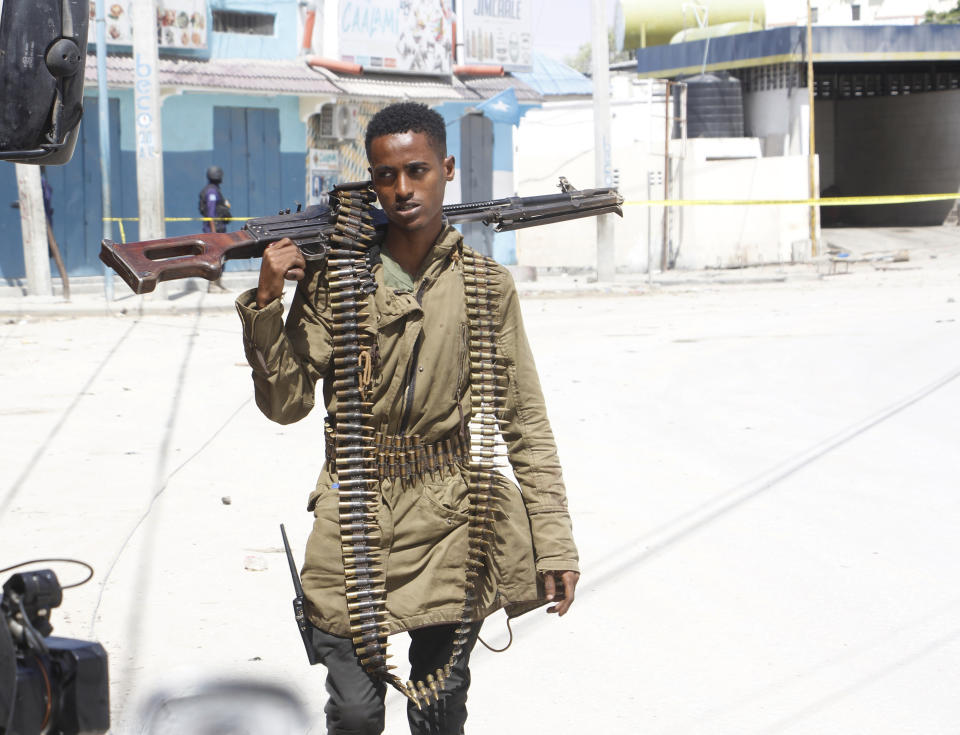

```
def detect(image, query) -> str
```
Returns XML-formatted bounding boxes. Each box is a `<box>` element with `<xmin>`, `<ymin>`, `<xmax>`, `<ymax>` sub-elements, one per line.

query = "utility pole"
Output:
<box><xmin>96</xmin><ymin>0</ymin><xmax>114</xmax><ymax>300</ymax></box>
<box><xmin>806</xmin><ymin>0</ymin><xmax>819</xmax><ymax>257</ymax></box>
<box><xmin>131</xmin><ymin>0</ymin><xmax>165</xmax><ymax>242</ymax></box>
<box><xmin>592</xmin><ymin>0</ymin><xmax>615</xmax><ymax>282</ymax></box>
<box><xmin>15</xmin><ymin>164</ymin><xmax>52</xmax><ymax>296</ymax></box>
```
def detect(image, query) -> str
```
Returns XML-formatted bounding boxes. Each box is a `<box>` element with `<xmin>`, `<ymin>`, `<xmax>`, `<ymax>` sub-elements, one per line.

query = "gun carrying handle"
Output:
<box><xmin>99</xmin><ymin>232</ymin><xmax>248</xmax><ymax>294</ymax></box>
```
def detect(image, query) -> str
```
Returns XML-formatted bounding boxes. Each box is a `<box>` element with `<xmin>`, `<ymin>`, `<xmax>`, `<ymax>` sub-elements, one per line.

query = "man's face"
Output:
<box><xmin>368</xmin><ymin>131</ymin><xmax>455</xmax><ymax>236</ymax></box>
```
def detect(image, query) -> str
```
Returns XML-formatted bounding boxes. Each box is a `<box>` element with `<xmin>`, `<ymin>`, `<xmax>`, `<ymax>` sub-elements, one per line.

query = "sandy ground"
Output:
<box><xmin>2</xmin><ymin>228</ymin><xmax>959</xmax><ymax>733</ymax></box>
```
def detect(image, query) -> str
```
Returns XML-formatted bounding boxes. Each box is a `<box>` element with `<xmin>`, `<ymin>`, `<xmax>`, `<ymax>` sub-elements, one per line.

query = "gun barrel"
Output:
<box><xmin>99</xmin><ymin>179</ymin><xmax>623</xmax><ymax>294</ymax></box>
<box><xmin>443</xmin><ymin>187</ymin><xmax>623</xmax><ymax>228</ymax></box>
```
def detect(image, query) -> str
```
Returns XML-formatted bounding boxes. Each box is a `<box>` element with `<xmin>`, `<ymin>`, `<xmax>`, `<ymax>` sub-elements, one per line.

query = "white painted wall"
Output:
<box><xmin>515</xmin><ymin>87</ymin><xmax>818</xmax><ymax>271</ymax></box>
<box><xmin>675</xmin><ymin>140</ymin><xmax>813</xmax><ymax>269</ymax></box>
<box><xmin>515</xmin><ymin>94</ymin><xmax>665</xmax><ymax>271</ymax></box>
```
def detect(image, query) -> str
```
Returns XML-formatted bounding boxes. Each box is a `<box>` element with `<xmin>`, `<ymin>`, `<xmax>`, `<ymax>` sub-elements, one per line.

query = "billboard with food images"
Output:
<box><xmin>89</xmin><ymin>1</ymin><xmax>208</xmax><ymax>49</ymax></box>
<box><xmin>338</xmin><ymin>0</ymin><xmax>453</xmax><ymax>75</ymax></box>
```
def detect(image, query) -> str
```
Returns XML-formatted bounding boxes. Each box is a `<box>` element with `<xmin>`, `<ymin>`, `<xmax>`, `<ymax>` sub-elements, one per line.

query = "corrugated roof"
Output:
<box><xmin>82</xmin><ymin>52</ymin><xmax>545</xmax><ymax>104</ymax></box>
<box><xmin>458</xmin><ymin>74</ymin><xmax>542</xmax><ymax>103</ymax></box>
<box><xmin>311</xmin><ymin>67</ymin><xmax>473</xmax><ymax>102</ymax></box>
<box><xmin>513</xmin><ymin>53</ymin><xmax>593</xmax><ymax>97</ymax></box>
<box><xmin>84</xmin><ymin>53</ymin><xmax>341</xmax><ymax>95</ymax></box>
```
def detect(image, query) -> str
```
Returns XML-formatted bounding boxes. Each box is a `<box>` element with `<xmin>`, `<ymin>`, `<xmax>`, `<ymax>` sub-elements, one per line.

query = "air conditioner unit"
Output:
<box><xmin>317</xmin><ymin>103</ymin><xmax>361</xmax><ymax>140</ymax></box>
<box><xmin>334</xmin><ymin>104</ymin><xmax>361</xmax><ymax>140</ymax></box>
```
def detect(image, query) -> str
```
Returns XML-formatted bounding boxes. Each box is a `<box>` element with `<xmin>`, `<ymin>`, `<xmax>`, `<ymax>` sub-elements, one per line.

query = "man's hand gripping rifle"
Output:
<box><xmin>99</xmin><ymin>178</ymin><xmax>624</xmax><ymax>294</ymax></box>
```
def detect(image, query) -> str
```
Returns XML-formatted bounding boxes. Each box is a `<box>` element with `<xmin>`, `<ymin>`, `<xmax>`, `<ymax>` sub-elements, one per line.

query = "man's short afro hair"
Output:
<box><xmin>365</xmin><ymin>102</ymin><xmax>447</xmax><ymax>161</ymax></box>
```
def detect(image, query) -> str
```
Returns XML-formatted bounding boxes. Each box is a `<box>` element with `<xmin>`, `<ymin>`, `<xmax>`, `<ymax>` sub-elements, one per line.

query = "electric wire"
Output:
<box><xmin>0</xmin><ymin>558</ymin><xmax>94</xmax><ymax>589</ymax></box>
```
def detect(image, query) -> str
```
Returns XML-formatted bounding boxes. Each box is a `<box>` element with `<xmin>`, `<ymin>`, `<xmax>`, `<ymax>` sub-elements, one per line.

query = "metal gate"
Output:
<box><xmin>213</xmin><ymin>106</ymin><xmax>284</xmax><ymax>271</ymax></box>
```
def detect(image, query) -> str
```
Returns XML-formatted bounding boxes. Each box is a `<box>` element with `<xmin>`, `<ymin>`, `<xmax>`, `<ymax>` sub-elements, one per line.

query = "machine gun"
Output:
<box><xmin>99</xmin><ymin>178</ymin><xmax>623</xmax><ymax>295</ymax></box>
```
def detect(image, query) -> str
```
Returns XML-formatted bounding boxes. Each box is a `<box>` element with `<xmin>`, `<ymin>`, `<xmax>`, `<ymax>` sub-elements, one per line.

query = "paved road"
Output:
<box><xmin>2</xmin><ymin>238</ymin><xmax>959</xmax><ymax>733</ymax></box>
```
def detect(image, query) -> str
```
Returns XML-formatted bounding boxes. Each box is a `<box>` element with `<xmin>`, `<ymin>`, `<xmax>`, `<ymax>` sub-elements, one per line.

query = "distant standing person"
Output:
<box><xmin>199</xmin><ymin>165</ymin><xmax>231</xmax><ymax>290</ymax></box>
<box><xmin>199</xmin><ymin>165</ymin><xmax>231</xmax><ymax>233</ymax></box>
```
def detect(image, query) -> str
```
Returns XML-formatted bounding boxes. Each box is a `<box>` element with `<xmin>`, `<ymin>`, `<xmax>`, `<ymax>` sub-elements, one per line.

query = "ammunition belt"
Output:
<box><xmin>325</xmin><ymin>423</ymin><xmax>469</xmax><ymax>482</ymax></box>
<box><xmin>452</xmin><ymin>246</ymin><xmax>507</xmax><ymax>691</ymax></box>
<box><xmin>325</xmin><ymin>184</ymin><xmax>400</xmax><ymax>693</ymax></box>
<box><xmin>327</xmin><ymin>184</ymin><xmax>507</xmax><ymax>710</ymax></box>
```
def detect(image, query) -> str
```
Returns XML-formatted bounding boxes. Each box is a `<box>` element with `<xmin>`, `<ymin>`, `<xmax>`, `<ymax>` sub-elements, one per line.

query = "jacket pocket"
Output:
<box><xmin>417</xmin><ymin>471</ymin><xmax>470</xmax><ymax>526</ymax></box>
<box><xmin>307</xmin><ymin>470</ymin><xmax>335</xmax><ymax>514</ymax></box>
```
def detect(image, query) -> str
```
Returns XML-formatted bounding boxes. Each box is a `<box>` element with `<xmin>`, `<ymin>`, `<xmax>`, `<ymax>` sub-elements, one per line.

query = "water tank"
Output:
<box><xmin>621</xmin><ymin>0</ymin><xmax>765</xmax><ymax>49</ymax></box>
<box><xmin>679</xmin><ymin>73</ymin><xmax>744</xmax><ymax>138</ymax></box>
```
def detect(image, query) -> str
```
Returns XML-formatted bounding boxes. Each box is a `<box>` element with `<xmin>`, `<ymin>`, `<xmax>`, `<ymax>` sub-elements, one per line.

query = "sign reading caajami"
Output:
<box><xmin>339</xmin><ymin>0</ymin><xmax>453</xmax><ymax>75</ymax></box>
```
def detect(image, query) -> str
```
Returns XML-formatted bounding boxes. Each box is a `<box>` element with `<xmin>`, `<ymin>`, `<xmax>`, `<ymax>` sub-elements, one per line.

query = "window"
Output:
<box><xmin>852</xmin><ymin>4</ymin><xmax>861</xmax><ymax>21</ymax></box>
<box><xmin>212</xmin><ymin>10</ymin><xmax>275</xmax><ymax>36</ymax></box>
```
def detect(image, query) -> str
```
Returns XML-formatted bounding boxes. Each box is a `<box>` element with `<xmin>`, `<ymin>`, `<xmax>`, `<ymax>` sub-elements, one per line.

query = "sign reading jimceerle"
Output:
<box><xmin>460</xmin><ymin>0</ymin><xmax>532</xmax><ymax>71</ymax></box>
<box><xmin>339</xmin><ymin>0</ymin><xmax>453</xmax><ymax>75</ymax></box>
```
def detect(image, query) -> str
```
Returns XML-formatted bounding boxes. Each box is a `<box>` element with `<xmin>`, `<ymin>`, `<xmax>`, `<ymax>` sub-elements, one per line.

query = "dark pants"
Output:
<box><xmin>309</xmin><ymin>622</ymin><xmax>482</xmax><ymax>735</ymax></box>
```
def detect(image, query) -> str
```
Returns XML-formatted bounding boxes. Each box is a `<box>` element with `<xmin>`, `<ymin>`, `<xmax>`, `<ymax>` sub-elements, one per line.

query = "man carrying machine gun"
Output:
<box><xmin>234</xmin><ymin>102</ymin><xmax>580</xmax><ymax>735</ymax></box>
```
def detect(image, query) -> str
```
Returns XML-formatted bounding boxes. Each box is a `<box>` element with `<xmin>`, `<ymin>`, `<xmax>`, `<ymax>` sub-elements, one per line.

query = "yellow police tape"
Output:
<box><xmin>624</xmin><ymin>192</ymin><xmax>960</xmax><ymax>207</ymax></box>
<box><xmin>103</xmin><ymin>192</ymin><xmax>960</xmax><ymax>243</ymax></box>
<box><xmin>104</xmin><ymin>216</ymin><xmax>251</xmax><ymax>244</ymax></box>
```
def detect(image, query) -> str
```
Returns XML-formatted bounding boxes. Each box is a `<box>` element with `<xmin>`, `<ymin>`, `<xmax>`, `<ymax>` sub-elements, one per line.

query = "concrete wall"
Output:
<box><xmin>514</xmin><ymin>98</ymin><xmax>664</xmax><ymax>272</ymax></box>
<box><xmin>675</xmin><ymin>140</ymin><xmax>813</xmax><ymax>268</ymax></box>
<box><xmin>514</xmin><ymin>97</ymin><xmax>816</xmax><ymax>272</ymax></box>
<box><xmin>820</xmin><ymin>89</ymin><xmax>960</xmax><ymax>226</ymax></box>
<box><xmin>207</xmin><ymin>0</ymin><xmax>301</xmax><ymax>60</ymax></box>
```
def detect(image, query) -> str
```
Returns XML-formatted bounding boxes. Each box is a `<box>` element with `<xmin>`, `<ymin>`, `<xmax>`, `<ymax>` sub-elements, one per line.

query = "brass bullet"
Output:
<box><xmin>360</xmin><ymin>653</ymin><xmax>391</xmax><ymax>667</ymax></box>
<box><xmin>345</xmin><ymin>588</ymin><xmax>386</xmax><ymax>600</ymax></box>
<box><xmin>339</xmin><ymin>509</ymin><xmax>378</xmax><ymax>519</ymax></box>
<box><xmin>336</xmin><ymin>478</ymin><xmax>379</xmax><ymax>488</ymax></box>
<box><xmin>350</xmin><ymin>621</ymin><xmax>388</xmax><ymax>635</ymax></box>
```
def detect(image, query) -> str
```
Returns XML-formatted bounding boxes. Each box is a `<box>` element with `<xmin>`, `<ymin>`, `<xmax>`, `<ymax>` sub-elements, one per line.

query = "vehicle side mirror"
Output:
<box><xmin>0</xmin><ymin>0</ymin><xmax>90</xmax><ymax>165</ymax></box>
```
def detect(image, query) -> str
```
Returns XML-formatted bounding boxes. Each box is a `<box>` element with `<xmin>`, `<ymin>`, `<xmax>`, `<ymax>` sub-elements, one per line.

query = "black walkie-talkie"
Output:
<box><xmin>280</xmin><ymin>524</ymin><xmax>318</xmax><ymax>665</ymax></box>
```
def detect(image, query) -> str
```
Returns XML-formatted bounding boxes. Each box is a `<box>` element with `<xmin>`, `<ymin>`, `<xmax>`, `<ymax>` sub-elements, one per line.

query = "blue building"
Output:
<box><xmin>0</xmin><ymin>0</ymin><xmax>557</xmax><ymax>282</ymax></box>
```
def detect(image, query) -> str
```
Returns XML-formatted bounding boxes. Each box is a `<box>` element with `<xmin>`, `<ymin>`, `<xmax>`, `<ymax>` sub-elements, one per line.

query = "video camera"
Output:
<box><xmin>0</xmin><ymin>0</ymin><xmax>89</xmax><ymax>165</ymax></box>
<box><xmin>0</xmin><ymin>565</ymin><xmax>109</xmax><ymax>735</ymax></box>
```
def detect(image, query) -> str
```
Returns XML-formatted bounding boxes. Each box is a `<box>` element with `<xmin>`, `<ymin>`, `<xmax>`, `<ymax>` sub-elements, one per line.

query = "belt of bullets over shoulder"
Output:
<box><xmin>326</xmin><ymin>185</ymin><xmax>402</xmax><ymax>695</ymax></box>
<box><xmin>328</xmin><ymin>185</ymin><xmax>507</xmax><ymax>709</ymax></box>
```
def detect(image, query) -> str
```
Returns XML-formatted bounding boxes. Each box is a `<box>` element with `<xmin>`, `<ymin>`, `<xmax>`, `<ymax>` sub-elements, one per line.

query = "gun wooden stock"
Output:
<box><xmin>99</xmin><ymin>231</ymin><xmax>266</xmax><ymax>294</ymax></box>
<box><xmin>100</xmin><ymin>179</ymin><xmax>623</xmax><ymax>294</ymax></box>
<box><xmin>99</xmin><ymin>202</ymin><xmax>340</xmax><ymax>294</ymax></box>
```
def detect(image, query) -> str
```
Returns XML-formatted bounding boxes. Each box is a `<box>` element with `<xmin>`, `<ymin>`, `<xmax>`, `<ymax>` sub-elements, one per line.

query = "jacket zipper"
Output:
<box><xmin>398</xmin><ymin>278</ymin><xmax>430</xmax><ymax>433</ymax></box>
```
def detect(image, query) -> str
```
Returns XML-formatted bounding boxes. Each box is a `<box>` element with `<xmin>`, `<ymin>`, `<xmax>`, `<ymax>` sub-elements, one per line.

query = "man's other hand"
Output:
<box><xmin>543</xmin><ymin>570</ymin><xmax>579</xmax><ymax>616</ymax></box>
<box><xmin>257</xmin><ymin>237</ymin><xmax>306</xmax><ymax>308</ymax></box>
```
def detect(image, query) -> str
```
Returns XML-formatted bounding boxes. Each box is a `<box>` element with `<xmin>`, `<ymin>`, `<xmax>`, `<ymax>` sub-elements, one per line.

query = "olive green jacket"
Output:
<box><xmin>235</xmin><ymin>225</ymin><xmax>578</xmax><ymax>637</ymax></box>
